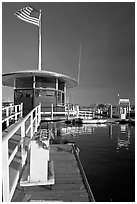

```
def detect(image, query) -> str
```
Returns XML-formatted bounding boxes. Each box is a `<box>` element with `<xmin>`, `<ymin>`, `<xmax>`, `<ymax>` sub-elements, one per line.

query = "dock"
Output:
<box><xmin>12</xmin><ymin>144</ymin><xmax>94</xmax><ymax>202</ymax></box>
<box><xmin>2</xmin><ymin>104</ymin><xmax>95</xmax><ymax>202</ymax></box>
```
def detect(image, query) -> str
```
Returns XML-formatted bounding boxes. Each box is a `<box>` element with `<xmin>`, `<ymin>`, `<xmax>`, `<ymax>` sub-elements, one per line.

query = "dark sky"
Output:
<box><xmin>2</xmin><ymin>2</ymin><xmax>135</xmax><ymax>105</ymax></box>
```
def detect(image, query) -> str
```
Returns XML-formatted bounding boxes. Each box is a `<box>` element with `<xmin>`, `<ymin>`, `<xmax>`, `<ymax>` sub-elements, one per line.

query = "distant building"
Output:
<box><xmin>118</xmin><ymin>99</ymin><xmax>130</xmax><ymax>119</ymax></box>
<box><xmin>112</xmin><ymin>99</ymin><xmax>131</xmax><ymax>119</ymax></box>
<box><xmin>112</xmin><ymin>106</ymin><xmax>119</xmax><ymax>118</ymax></box>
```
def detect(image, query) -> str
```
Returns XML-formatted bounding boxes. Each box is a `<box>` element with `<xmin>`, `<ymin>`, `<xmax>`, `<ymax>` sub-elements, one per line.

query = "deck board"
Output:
<box><xmin>3</xmin><ymin>123</ymin><xmax>94</xmax><ymax>202</ymax></box>
<box><xmin>12</xmin><ymin>144</ymin><xmax>92</xmax><ymax>202</ymax></box>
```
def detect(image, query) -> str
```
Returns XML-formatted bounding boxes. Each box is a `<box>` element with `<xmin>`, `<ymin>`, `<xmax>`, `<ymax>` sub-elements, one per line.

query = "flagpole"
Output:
<box><xmin>78</xmin><ymin>43</ymin><xmax>81</xmax><ymax>85</ymax></box>
<box><xmin>38</xmin><ymin>10</ymin><xmax>42</xmax><ymax>71</ymax></box>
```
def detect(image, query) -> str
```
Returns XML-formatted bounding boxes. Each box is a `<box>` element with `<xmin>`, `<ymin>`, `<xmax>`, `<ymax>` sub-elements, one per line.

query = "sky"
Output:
<box><xmin>2</xmin><ymin>2</ymin><xmax>135</xmax><ymax>106</ymax></box>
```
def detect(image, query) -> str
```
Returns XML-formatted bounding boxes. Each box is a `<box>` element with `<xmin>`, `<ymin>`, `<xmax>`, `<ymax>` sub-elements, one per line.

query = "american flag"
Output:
<box><xmin>15</xmin><ymin>6</ymin><xmax>40</xmax><ymax>26</ymax></box>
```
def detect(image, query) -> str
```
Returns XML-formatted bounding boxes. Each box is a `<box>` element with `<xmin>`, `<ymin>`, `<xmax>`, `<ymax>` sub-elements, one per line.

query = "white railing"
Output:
<box><xmin>41</xmin><ymin>105</ymin><xmax>97</xmax><ymax>120</ymax></box>
<box><xmin>79</xmin><ymin>110</ymin><xmax>94</xmax><ymax>119</ymax></box>
<box><xmin>41</xmin><ymin>104</ymin><xmax>78</xmax><ymax>120</ymax></box>
<box><xmin>2</xmin><ymin>103</ymin><xmax>23</xmax><ymax>128</ymax></box>
<box><xmin>2</xmin><ymin>104</ymin><xmax>41</xmax><ymax>202</ymax></box>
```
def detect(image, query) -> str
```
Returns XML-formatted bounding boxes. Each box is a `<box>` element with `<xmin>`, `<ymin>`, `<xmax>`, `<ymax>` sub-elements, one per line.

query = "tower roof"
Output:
<box><xmin>2</xmin><ymin>70</ymin><xmax>78</xmax><ymax>88</ymax></box>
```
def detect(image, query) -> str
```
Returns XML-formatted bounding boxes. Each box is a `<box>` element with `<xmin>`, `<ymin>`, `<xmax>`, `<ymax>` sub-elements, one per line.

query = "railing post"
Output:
<box><xmin>30</xmin><ymin>112</ymin><xmax>33</xmax><ymax>139</ymax></box>
<box><xmin>38</xmin><ymin>103</ymin><xmax>41</xmax><ymax>126</ymax></box>
<box><xmin>35</xmin><ymin>107</ymin><xmax>37</xmax><ymax>133</ymax></box>
<box><xmin>76</xmin><ymin>105</ymin><xmax>79</xmax><ymax>118</ymax></box>
<box><xmin>6</xmin><ymin>107</ymin><xmax>9</xmax><ymax>127</ymax></box>
<box><xmin>15</xmin><ymin>105</ymin><xmax>18</xmax><ymax>121</ymax></box>
<box><xmin>2</xmin><ymin>140</ymin><xmax>9</xmax><ymax>202</ymax></box>
<box><xmin>64</xmin><ymin>83</ymin><xmax>66</xmax><ymax>105</ymax></box>
<box><xmin>51</xmin><ymin>104</ymin><xmax>53</xmax><ymax>120</ymax></box>
<box><xmin>21</xmin><ymin>121</ymin><xmax>26</xmax><ymax>166</ymax></box>
<box><xmin>67</xmin><ymin>103</ymin><xmax>69</xmax><ymax>120</ymax></box>
<box><xmin>20</xmin><ymin>103</ymin><xmax>23</xmax><ymax>118</ymax></box>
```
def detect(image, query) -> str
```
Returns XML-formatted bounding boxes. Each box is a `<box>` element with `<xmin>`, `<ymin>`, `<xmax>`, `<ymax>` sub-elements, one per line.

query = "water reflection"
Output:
<box><xmin>117</xmin><ymin>125</ymin><xmax>131</xmax><ymax>150</ymax></box>
<box><xmin>108</xmin><ymin>125</ymin><xmax>113</xmax><ymax>138</ymax></box>
<box><xmin>45</xmin><ymin>122</ymin><xmax>108</xmax><ymax>144</ymax></box>
<box><xmin>44</xmin><ymin>122</ymin><xmax>131</xmax><ymax>151</ymax></box>
<box><xmin>52</xmin><ymin>123</ymin><xmax>107</xmax><ymax>137</ymax></box>
<box><xmin>108</xmin><ymin>124</ymin><xmax>131</xmax><ymax>150</ymax></box>
<box><xmin>42</xmin><ymin>121</ymin><xmax>134</xmax><ymax>202</ymax></box>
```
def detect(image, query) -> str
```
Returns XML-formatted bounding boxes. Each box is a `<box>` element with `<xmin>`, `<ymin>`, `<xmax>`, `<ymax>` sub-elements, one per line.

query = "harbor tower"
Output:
<box><xmin>2</xmin><ymin>70</ymin><xmax>77</xmax><ymax>116</ymax></box>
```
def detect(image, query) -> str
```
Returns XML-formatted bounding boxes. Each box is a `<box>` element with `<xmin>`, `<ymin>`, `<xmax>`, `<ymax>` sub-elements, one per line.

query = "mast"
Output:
<box><xmin>78</xmin><ymin>43</ymin><xmax>81</xmax><ymax>85</ymax></box>
<box><xmin>38</xmin><ymin>10</ymin><xmax>42</xmax><ymax>71</ymax></box>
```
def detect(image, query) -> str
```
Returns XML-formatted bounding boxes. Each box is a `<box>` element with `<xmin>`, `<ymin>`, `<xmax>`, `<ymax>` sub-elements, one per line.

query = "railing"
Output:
<box><xmin>40</xmin><ymin>104</ymin><xmax>98</xmax><ymax>121</ymax></box>
<box><xmin>41</xmin><ymin>103</ymin><xmax>79</xmax><ymax>120</ymax></box>
<box><xmin>2</xmin><ymin>104</ymin><xmax>41</xmax><ymax>202</ymax></box>
<box><xmin>2</xmin><ymin>103</ymin><xmax>23</xmax><ymax>128</ymax></box>
<box><xmin>78</xmin><ymin>110</ymin><xmax>94</xmax><ymax>119</ymax></box>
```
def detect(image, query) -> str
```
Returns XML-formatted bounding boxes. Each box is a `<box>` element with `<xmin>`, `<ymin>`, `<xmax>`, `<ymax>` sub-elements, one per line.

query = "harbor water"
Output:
<box><xmin>43</xmin><ymin>122</ymin><xmax>135</xmax><ymax>202</ymax></box>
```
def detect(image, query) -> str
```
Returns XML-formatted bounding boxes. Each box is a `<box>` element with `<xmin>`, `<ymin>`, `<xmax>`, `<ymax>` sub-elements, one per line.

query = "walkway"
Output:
<box><xmin>12</xmin><ymin>144</ymin><xmax>93</xmax><ymax>202</ymax></box>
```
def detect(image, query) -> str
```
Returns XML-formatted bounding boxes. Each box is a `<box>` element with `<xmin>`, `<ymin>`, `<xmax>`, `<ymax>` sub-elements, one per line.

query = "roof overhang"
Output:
<box><xmin>2</xmin><ymin>70</ymin><xmax>78</xmax><ymax>88</ymax></box>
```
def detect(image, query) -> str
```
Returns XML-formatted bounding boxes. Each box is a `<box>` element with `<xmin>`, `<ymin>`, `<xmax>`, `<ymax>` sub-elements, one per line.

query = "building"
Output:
<box><xmin>118</xmin><ymin>99</ymin><xmax>130</xmax><ymax>119</ymax></box>
<box><xmin>2</xmin><ymin>70</ymin><xmax>77</xmax><ymax>117</ymax></box>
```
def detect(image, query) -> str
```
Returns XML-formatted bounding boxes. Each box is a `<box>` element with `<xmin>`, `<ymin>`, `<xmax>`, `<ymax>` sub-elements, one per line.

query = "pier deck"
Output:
<box><xmin>12</xmin><ymin>143</ymin><xmax>93</xmax><ymax>202</ymax></box>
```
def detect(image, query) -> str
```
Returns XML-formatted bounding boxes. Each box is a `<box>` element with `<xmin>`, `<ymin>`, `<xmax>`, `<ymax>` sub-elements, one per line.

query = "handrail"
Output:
<box><xmin>2</xmin><ymin>104</ymin><xmax>41</xmax><ymax>202</ymax></box>
<box><xmin>2</xmin><ymin>103</ymin><xmax>23</xmax><ymax>128</ymax></box>
<box><xmin>41</xmin><ymin>103</ymin><xmax>78</xmax><ymax>120</ymax></box>
<box><xmin>41</xmin><ymin>106</ymin><xmax>96</xmax><ymax>120</ymax></box>
<box><xmin>41</xmin><ymin>108</ymin><xmax>95</xmax><ymax>120</ymax></box>
<box><xmin>78</xmin><ymin>110</ymin><xmax>95</xmax><ymax>119</ymax></box>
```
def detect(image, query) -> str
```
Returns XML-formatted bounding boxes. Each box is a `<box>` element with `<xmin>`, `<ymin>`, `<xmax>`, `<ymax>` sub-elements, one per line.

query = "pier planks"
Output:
<box><xmin>12</xmin><ymin>144</ymin><xmax>91</xmax><ymax>202</ymax></box>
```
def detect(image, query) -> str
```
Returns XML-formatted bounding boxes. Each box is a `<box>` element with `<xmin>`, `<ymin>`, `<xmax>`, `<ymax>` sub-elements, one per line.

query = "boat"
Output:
<box><xmin>82</xmin><ymin>118</ymin><xmax>107</xmax><ymax>124</ymax></box>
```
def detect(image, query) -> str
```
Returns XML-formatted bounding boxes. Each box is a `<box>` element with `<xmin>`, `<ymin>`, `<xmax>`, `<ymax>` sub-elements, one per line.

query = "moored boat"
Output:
<box><xmin>82</xmin><ymin>118</ymin><xmax>107</xmax><ymax>124</ymax></box>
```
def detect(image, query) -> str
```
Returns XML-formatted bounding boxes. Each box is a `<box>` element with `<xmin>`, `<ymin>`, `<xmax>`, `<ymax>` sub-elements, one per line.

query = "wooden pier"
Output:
<box><xmin>12</xmin><ymin>144</ymin><xmax>94</xmax><ymax>202</ymax></box>
<box><xmin>2</xmin><ymin>104</ymin><xmax>95</xmax><ymax>202</ymax></box>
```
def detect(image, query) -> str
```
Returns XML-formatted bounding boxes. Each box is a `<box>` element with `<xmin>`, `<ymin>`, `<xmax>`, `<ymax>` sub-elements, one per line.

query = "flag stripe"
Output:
<box><xmin>22</xmin><ymin>9</ymin><xmax>30</xmax><ymax>16</ymax></box>
<box><xmin>17</xmin><ymin>9</ymin><xmax>39</xmax><ymax>23</ymax></box>
<box><xmin>15</xmin><ymin>12</ymin><xmax>39</xmax><ymax>26</ymax></box>
<box><xmin>15</xmin><ymin>6</ymin><xmax>39</xmax><ymax>26</ymax></box>
<box><xmin>15</xmin><ymin>13</ymin><xmax>39</xmax><ymax>26</ymax></box>
<box><xmin>18</xmin><ymin>10</ymin><xmax>39</xmax><ymax>23</ymax></box>
<box><xmin>26</xmin><ymin>7</ymin><xmax>33</xmax><ymax>12</ymax></box>
<box><xmin>15</xmin><ymin>14</ymin><xmax>39</xmax><ymax>26</ymax></box>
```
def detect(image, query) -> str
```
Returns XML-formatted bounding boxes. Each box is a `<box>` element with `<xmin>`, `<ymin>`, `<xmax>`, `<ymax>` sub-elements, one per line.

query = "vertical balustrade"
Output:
<box><xmin>6</xmin><ymin>107</ymin><xmax>9</xmax><ymax>127</ymax></box>
<box><xmin>30</xmin><ymin>112</ymin><xmax>33</xmax><ymax>139</ymax></box>
<box><xmin>15</xmin><ymin>105</ymin><xmax>18</xmax><ymax>121</ymax></box>
<box><xmin>67</xmin><ymin>103</ymin><xmax>69</xmax><ymax>119</ymax></box>
<box><xmin>2</xmin><ymin>140</ymin><xmax>9</xmax><ymax>202</ymax></box>
<box><xmin>21</xmin><ymin>121</ymin><xmax>26</xmax><ymax>166</ymax></box>
<box><xmin>2</xmin><ymin>104</ymin><xmax>41</xmax><ymax>202</ymax></box>
<box><xmin>2</xmin><ymin>103</ymin><xmax>23</xmax><ymax>129</ymax></box>
<box><xmin>35</xmin><ymin>107</ymin><xmax>38</xmax><ymax>133</ymax></box>
<box><xmin>38</xmin><ymin>103</ymin><xmax>41</xmax><ymax>126</ymax></box>
<box><xmin>20</xmin><ymin>103</ymin><xmax>23</xmax><ymax>118</ymax></box>
<box><xmin>51</xmin><ymin>104</ymin><xmax>53</xmax><ymax>120</ymax></box>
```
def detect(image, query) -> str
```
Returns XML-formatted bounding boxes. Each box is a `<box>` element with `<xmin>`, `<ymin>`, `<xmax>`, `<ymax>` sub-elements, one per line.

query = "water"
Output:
<box><xmin>74</xmin><ymin>124</ymin><xmax>135</xmax><ymax>202</ymax></box>
<box><xmin>43</xmin><ymin>122</ymin><xmax>135</xmax><ymax>202</ymax></box>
